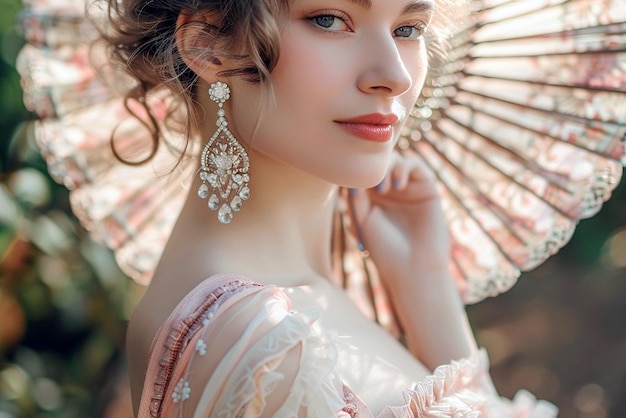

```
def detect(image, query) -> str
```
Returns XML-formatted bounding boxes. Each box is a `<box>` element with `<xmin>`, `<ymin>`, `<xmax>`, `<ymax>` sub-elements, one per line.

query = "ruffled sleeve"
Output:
<box><xmin>378</xmin><ymin>350</ymin><xmax>558</xmax><ymax>418</ymax></box>
<box><xmin>137</xmin><ymin>274</ymin><xmax>349</xmax><ymax>418</ymax></box>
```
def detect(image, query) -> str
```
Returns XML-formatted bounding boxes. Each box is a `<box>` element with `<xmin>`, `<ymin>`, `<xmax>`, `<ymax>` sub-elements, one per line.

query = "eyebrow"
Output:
<box><xmin>348</xmin><ymin>0</ymin><xmax>436</xmax><ymax>14</ymax></box>
<box><xmin>403</xmin><ymin>0</ymin><xmax>435</xmax><ymax>15</ymax></box>
<box><xmin>348</xmin><ymin>0</ymin><xmax>371</xmax><ymax>8</ymax></box>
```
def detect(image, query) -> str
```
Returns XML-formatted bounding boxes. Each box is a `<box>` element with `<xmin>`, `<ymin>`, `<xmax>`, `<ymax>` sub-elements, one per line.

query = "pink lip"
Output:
<box><xmin>335</xmin><ymin>113</ymin><xmax>400</xmax><ymax>143</ymax></box>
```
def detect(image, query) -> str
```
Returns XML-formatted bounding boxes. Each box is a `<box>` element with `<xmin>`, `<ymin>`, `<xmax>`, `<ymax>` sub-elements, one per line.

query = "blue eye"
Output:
<box><xmin>394</xmin><ymin>24</ymin><xmax>427</xmax><ymax>39</ymax></box>
<box><xmin>308</xmin><ymin>13</ymin><xmax>350</xmax><ymax>32</ymax></box>
<box><xmin>314</xmin><ymin>15</ymin><xmax>337</xmax><ymax>29</ymax></box>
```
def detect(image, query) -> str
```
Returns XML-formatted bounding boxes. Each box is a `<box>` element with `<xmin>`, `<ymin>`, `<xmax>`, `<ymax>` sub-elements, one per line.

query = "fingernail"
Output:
<box><xmin>393</xmin><ymin>178</ymin><xmax>401</xmax><ymax>190</ymax></box>
<box><xmin>376</xmin><ymin>182</ymin><xmax>384</xmax><ymax>193</ymax></box>
<box><xmin>349</xmin><ymin>188</ymin><xmax>358</xmax><ymax>197</ymax></box>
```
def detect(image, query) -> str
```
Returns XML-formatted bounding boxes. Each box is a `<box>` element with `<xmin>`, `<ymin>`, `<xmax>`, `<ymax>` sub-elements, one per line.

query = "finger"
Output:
<box><xmin>374</xmin><ymin>152</ymin><xmax>402</xmax><ymax>194</ymax></box>
<box><xmin>384</xmin><ymin>155</ymin><xmax>440</xmax><ymax>201</ymax></box>
<box><xmin>385</xmin><ymin>154</ymin><xmax>425</xmax><ymax>192</ymax></box>
<box><xmin>406</xmin><ymin>154</ymin><xmax>437</xmax><ymax>184</ymax></box>
<box><xmin>390</xmin><ymin>159</ymin><xmax>412</xmax><ymax>191</ymax></box>
<box><xmin>405</xmin><ymin>156</ymin><xmax>440</xmax><ymax>200</ymax></box>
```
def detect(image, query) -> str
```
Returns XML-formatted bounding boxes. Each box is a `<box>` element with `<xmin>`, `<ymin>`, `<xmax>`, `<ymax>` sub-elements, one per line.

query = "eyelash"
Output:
<box><xmin>395</xmin><ymin>23</ymin><xmax>428</xmax><ymax>39</ymax></box>
<box><xmin>307</xmin><ymin>11</ymin><xmax>351</xmax><ymax>33</ymax></box>
<box><xmin>307</xmin><ymin>13</ymin><xmax>428</xmax><ymax>39</ymax></box>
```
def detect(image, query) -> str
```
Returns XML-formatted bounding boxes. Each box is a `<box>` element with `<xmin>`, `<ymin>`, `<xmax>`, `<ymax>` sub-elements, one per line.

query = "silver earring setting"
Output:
<box><xmin>197</xmin><ymin>81</ymin><xmax>250</xmax><ymax>224</ymax></box>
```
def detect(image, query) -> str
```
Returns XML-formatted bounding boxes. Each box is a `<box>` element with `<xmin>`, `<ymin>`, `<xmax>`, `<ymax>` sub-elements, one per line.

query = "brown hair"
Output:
<box><xmin>99</xmin><ymin>0</ymin><xmax>467</xmax><ymax>164</ymax></box>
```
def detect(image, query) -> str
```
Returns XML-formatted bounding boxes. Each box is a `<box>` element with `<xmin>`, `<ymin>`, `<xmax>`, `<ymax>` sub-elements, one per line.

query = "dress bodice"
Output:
<box><xmin>135</xmin><ymin>273</ymin><xmax>557</xmax><ymax>418</ymax></box>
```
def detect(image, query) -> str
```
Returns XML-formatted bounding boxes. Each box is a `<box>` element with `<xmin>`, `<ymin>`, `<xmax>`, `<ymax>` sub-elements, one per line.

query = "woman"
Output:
<box><xmin>102</xmin><ymin>0</ymin><xmax>557</xmax><ymax>416</ymax></box>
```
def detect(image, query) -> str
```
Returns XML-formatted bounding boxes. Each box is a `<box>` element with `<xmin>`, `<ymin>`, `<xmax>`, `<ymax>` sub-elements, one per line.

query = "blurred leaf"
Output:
<box><xmin>26</xmin><ymin>213</ymin><xmax>74</xmax><ymax>257</ymax></box>
<box><xmin>0</xmin><ymin>185</ymin><xmax>22</xmax><ymax>230</ymax></box>
<box><xmin>0</xmin><ymin>0</ymin><xmax>20</xmax><ymax>35</ymax></box>
<box><xmin>8</xmin><ymin>168</ymin><xmax>51</xmax><ymax>210</ymax></box>
<box><xmin>0</xmin><ymin>364</ymin><xmax>31</xmax><ymax>403</ymax></box>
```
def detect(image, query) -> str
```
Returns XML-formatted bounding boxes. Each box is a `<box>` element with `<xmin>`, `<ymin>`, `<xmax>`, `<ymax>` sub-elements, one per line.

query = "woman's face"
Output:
<box><xmin>226</xmin><ymin>0</ymin><xmax>433</xmax><ymax>188</ymax></box>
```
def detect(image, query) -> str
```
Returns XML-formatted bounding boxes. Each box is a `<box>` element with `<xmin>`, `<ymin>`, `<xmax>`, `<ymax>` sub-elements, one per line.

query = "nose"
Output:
<box><xmin>356</xmin><ymin>34</ymin><xmax>414</xmax><ymax>97</ymax></box>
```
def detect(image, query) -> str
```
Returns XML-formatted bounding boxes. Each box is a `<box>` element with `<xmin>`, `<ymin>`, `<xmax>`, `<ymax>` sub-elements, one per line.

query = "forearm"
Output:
<box><xmin>384</xmin><ymin>263</ymin><xmax>478</xmax><ymax>371</ymax></box>
<box><xmin>373</xmin><ymin>196</ymin><xmax>479</xmax><ymax>370</ymax></box>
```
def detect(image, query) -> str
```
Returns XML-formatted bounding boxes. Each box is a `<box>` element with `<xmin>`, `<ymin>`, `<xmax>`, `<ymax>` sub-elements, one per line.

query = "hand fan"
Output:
<box><xmin>17</xmin><ymin>0</ymin><xmax>626</xmax><ymax>317</ymax></box>
<box><xmin>398</xmin><ymin>0</ymin><xmax>626</xmax><ymax>304</ymax></box>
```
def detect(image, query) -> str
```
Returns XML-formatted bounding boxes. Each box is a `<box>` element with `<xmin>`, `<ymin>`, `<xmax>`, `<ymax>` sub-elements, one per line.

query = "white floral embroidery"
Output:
<box><xmin>195</xmin><ymin>339</ymin><xmax>207</xmax><ymax>356</ymax></box>
<box><xmin>172</xmin><ymin>379</ymin><xmax>191</xmax><ymax>403</ymax></box>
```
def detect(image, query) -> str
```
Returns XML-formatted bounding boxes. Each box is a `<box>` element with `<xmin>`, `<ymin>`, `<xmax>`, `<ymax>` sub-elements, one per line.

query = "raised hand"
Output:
<box><xmin>349</xmin><ymin>151</ymin><xmax>450</xmax><ymax>283</ymax></box>
<box><xmin>348</xmin><ymin>151</ymin><xmax>477</xmax><ymax>368</ymax></box>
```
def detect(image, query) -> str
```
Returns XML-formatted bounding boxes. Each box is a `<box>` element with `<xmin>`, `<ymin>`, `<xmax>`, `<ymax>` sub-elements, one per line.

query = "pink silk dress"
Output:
<box><xmin>137</xmin><ymin>274</ymin><xmax>557</xmax><ymax>418</ymax></box>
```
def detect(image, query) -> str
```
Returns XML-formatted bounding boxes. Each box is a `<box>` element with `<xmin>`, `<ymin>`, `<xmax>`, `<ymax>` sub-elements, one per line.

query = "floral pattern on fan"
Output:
<box><xmin>18</xmin><ymin>0</ymin><xmax>196</xmax><ymax>285</ymax></box>
<box><xmin>395</xmin><ymin>0</ymin><xmax>626</xmax><ymax>303</ymax></box>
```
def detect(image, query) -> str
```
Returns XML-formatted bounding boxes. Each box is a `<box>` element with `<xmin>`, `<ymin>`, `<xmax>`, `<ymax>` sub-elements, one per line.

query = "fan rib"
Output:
<box><xmin>440</xmin><ymin>104</ymin><xmax>573</xmax><ymax>193</ymax></box>
<box><xmin>411</xmin><ymin>139</ymin><xmax>518</xmax><ymax>271</ymax></box>
<box><xmin>467</xmin><ymin>22</ymin><xmax>626</xmax><ymax>46</ymax></box>
<box><xmin>435</xmin><ymin>110</ymin><xmax>579</xmax><ymax>220</ymax></box>
<box><xmin>86</xmin><ymin>175</ymin><xmax>181</xmax><ymax>251</ymax></box>
<box><xmin>416</xmin><ymin>132</ymin><xmax>529</xmax><ymax>257</ymax></box>
<box><xmin>472</xmin><ymin>0</ymin><xmax>607</xmax><ymax>33</ymax></box>
<box><xmin>470</xmin><ymin>47</ymin><xmax>626</xmax><ymax>59</ymax></box>
<box><xmin>453</xmin><ymin>87</ymin><xmax>626</xmax><ymax>157</ymax></box>
<box><xmin>462</xmin><ymin>71</ymin><xmax>626</xmax><ymax>95</ymax></box>
<box><xmin>441</xmin><ymin>92</ymin><xmax>624</xmax><ymax>218</ymax></box>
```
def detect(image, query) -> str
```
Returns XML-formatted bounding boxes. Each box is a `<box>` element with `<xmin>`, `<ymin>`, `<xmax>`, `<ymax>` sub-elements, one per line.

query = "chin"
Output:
<box><xmin>317</xmin><ymin>154</ymin><xmax>390</xmax><ymax>189</ymax></box>
<box><xmin>325</xmin><ymin>166</ymin><xmax>387</xmax><ymax>190</ymax></box>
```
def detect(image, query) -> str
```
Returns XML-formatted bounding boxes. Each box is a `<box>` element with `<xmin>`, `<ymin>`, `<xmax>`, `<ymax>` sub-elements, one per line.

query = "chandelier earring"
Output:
<box><xmin>197</xmin><ymin>81</ymin><xmax>250</xmax><ymax>224</ymax></box>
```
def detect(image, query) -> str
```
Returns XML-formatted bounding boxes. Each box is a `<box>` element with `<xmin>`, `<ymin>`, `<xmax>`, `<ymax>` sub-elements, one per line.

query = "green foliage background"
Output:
<box><xmin>0</xmin><ymin>2</ymin><xmax>139</xmax><ymax>416</ymax></box>
<box><xmin>1</xmin><ymin>1</ymin><xmax>626</xmax><ymax>417</ymax></box>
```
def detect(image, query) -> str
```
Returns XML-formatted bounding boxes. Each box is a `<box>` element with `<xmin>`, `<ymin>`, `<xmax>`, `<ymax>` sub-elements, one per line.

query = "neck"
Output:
<box><xmin>161</xmin><ymin>146</ymin><xmax>338</xmax><ymax>287</ymax></box>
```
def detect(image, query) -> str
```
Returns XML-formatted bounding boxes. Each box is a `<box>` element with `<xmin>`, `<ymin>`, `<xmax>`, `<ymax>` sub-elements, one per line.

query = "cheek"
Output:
<box><xmin>405</xmin><ymin>46</ymin><xmax>429</xmax><ymax>102</ymax></box>
<box><xmin>271</xmin><ymin>30</ymin><xmax>349</xmax><ymax>106</ymax></box>
<box><xmin>226</xmin><ymin>81</ymin><xmax>263</xmax><ymax>144</ymax></box>
<box><xmin>239</xmin><ymin>29</ymin><xmax>351</xmax><ymax>150</ymax></box>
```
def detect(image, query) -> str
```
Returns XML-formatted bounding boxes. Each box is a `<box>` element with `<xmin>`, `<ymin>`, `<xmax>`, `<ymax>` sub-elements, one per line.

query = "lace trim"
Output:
<box><xmin>148</xmin><ymin>278</ymin><xmax>261</xmax><ymax>418</ymax></box>
<box><xmin>213</xmin><ymin>311</ymin><xmax>312</xmax><ymax>417</ymax></box>
<box><xmin>377</xmin><ymin>350</ymin><xmax>557</xmax><ymax>418</ymax></box>
<box><xmin>341</xmin><ymin>384</ymin><xmax>359</xmax><ymax>418</ymax></box>
<box><xmin>274</xmin><ymin>310</ymin><xmax>345</xmax><ymax>418</ymax></box>
<box><xmin>204</xmin><ymin>307</ymin><xmax>347</xmax><ymax>418</ymax></box>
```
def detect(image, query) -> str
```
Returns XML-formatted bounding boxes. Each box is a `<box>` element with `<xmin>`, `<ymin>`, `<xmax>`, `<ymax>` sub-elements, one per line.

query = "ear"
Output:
<box><xmin>175</xmin><ymin>11</ymin><xmax>223</xmax><ymax>82</ymax></box>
